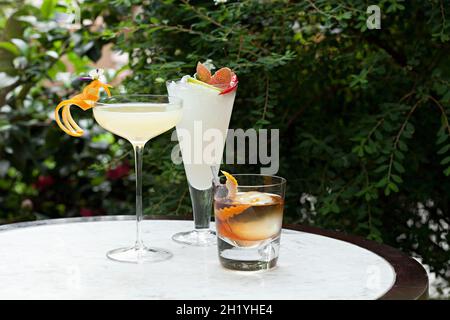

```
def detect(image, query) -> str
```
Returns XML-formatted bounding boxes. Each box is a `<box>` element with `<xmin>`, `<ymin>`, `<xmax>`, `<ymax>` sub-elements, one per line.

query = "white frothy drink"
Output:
<box><xmin>167</xmin><ymin>77</ymin><xmax>236</xmax><ymax>190</ymax></box>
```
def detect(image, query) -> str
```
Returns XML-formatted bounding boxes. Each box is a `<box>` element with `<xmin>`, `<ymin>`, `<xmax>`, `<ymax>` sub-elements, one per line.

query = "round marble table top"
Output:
<box><xmin>0</xmin><ymin>216</ymin><xmax>418</xmax><ymax>300</ymax></box>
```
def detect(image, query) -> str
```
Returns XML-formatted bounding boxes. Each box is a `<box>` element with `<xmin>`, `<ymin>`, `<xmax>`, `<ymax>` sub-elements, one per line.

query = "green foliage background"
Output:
<box><xmin>0</xmin><ymin>0</ymin><xmax>449</xmax><ymax>296</ymax></box>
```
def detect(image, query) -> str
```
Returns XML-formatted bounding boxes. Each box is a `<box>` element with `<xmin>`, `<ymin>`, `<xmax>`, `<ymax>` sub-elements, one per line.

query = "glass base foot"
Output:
<box><xmin>106</xmin><ymin>245</ymin><xmax>173</xmax><ymax>263</ymax></box>
<box><xmin>172</xmin><ymin>229</ymin><xmax>216</xmax><ymax>246</ymax></box>
<box><xmin>217</xmin><ymin>235</ymin><xmax>280</xmax><ymax>271</ymax></box>
<box><xmin>219</xmin><ymin>256</ymin><xmax>278</xmax><ymax>271</ymax></box>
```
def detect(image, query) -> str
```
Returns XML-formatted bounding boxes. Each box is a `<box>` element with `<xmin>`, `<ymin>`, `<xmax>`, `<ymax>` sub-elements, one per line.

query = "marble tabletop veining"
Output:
<box><xmin>0</xmin><ymin>219</ymin><xmax>396</xmax><ymax>300</ymax></box>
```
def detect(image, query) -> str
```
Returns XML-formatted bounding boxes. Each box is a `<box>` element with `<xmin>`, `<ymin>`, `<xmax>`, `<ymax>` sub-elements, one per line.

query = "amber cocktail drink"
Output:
<box><xmin>214</xmin><ymin>174</ymin><xmax>286</xmax><ymax>271</ymax></box>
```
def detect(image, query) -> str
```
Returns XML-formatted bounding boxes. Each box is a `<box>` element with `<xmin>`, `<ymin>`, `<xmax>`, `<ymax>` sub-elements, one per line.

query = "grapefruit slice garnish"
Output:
<box><xmin>196</xmin><ymin>62</ymin><xmax>211</xmax><ymax>83</ymax></box>
<box><xmin>54</xmin><ymin>76</ymin><xmax>112</xmax><ymax>137</ymax></box>
<box><xmin>188</xmin><ymin>62</ymin><xmax>238</xmax><ymax>95</ymax></box>
<box><xmin>209</xmin><ymin>67</ymin><xmax>232</xmax><ymax>86</ymax></box>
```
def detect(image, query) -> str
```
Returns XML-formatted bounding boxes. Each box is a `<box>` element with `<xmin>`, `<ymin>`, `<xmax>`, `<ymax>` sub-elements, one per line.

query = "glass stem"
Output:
<box><xmin>133</xmin><ymin>144</ymin><xmax>145</xmax><ymax>249</ymax></box>
<box><xmin>189</xmin><ymin>183</ymin><xmax>213</xmax><ymax>230</ymax></box>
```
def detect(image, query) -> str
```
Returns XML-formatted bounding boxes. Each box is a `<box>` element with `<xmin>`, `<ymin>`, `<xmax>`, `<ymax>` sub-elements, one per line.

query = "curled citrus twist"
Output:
<box><xmin>54</xmin><ymin>79</ymin><xmax>112</xmax><ymax>137</ymax></box>
<box><xmin>221</xmin><ymin>170</ymin><xmax>238</xmax><ymax>199</ymax></box>
<box><xmin>216</xmin><ymin>171</ymin><xmax>249</xmax><ymax>220</ymax></box>
<box><xmin>216</xmin><ymin>204</ymin><xmax>250</xmax><ymax>221</ymax></box>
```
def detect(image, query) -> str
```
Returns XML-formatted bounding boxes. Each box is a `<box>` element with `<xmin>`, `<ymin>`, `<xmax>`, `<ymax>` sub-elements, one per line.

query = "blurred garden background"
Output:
<box><xmin>0</xmin><ymin>0</ymin><xmax>449</xmax><ymax>298</ymax></box>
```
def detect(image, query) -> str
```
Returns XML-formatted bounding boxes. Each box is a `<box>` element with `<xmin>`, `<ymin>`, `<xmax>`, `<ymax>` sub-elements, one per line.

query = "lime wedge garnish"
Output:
<box><xmin>187</xmin><ymin>77</ymin><xmax>221</xmax><ymax>91</ymax></box>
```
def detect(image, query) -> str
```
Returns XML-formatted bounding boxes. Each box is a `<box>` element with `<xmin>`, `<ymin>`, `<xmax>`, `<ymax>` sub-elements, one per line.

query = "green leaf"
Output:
<box><xmin>3</xmin><ymin>13</ymin><xmax>25</xmax><ymax>40</ymax></box>
<box><xmin>375</xmin><ymin>156</ymin><xmax>388</xmax><ymax>164</ymax></box>
<box><xmin>394</xmin><ymin>150</ymin><xmax>404</xmax><ymax>160</ymax></box>
<box><xmin>352</xmin><ymin>145</ymin><xmax>364</xmax><ymax>157</ymax></box>
<box><xmin>391</xmin><ymin>174</ymin><xmax>403</xmax><ymax>184</ymax></box>
<box><xmin>439</xmin><ymin>119</ymin><xmax>447</xmax><ymax>133</ymax></box>
<box><xmin>150</xmin><ymin>17</ymin><xmax>160</xmax><ymax>24</ymax></box>
<box><xmin>374</xmin><ymin>130</ymin><xmax>383</xmax><ymax>140</ymax></box>
<box><xmin>398</xmin><ymin>140</ymin><xmax>408</xmax><ymax>152</ymax></box>
<box><xmin>0</xmin><ymin>72</ymin><xmax>19</xmax><ymax>89</ymax></box>
<box><xmin>443</xmin><ymin>90</ymin><xmax>450</xmax><ymax>102</ymax></box>
<box><xmin>444</xmin><ymin>167</ymin><xmax>450</xmax><ymax>176</ymax></box>
<box><xmin>10</xmin><ymin>38</ymin><xmax>28</xmax><ymax>55</ymax></box>
<box><xmin>0</xmin><ymin>41</ymin><xmax>20</xmax><ymax>56</ymax></box>
<box><xmin>47</xmin><ymin>59</ymin><xmax>66</xmax><ymax>79</ymax></box>
<box><xmin>341</xmin><ymin>11</ymin><xmax>352</xmax><ymax>20</ymax></box>
<box><xmin>45</xmin><ymin>50</ymin><xmax>59</xmax><ymax>59</ymax></box>
<box><xmin>405</xmin><ymin>122</ymin><xmax>414</xmax><ymax>135</ymax></box>
<box><xmin>376</xmin><ymin>177</ymin><xmax>388</xmax><ymax>188</ymax></box>
<box><xmin>41</xmin><ymin>0</ymin><xmax>57</xmax><ymax>20</ymax></box>
<box><xmin>393</xmin><ymin>161</ymin><xmax>405</xmax><ymax>173</ymax></box>
<box><xmin>364</xmin><ymin>143</ymin><xmax>376</xmax><ymax>154</ymax></box>
<box><xmin>436</xmin><ymin>132</ymin><xmax>448</xmax><ymax>145</ymax></box>
<box><xmin>67</xmin><ymin>52</ymin><xmax>90</xmax><ymax>73</ymax></box>
<box><xmin>388</xmin><ymin>182</ymin><xmax>399</xmax><ymax>192</ymax></box>
<box><xmin>440</xmin><ymin>156</ymin><xmax>450</xmax><ymax>166</ymax></box>
<box><xmin>374</xmin><ymin>164</ymin><xmax>388</xmax><ymax>173</ymax></box>
<box><xmin>437</xmin><ymin>144</ymin><xmax>450</xmax><ymax>155</ymax></box>
<box><xmin>382</xmin><ymin>121</ymin><xmax>393</xmax><ymax>131</ymax></box>
<box><xmin>331</xmin><ymin>203</ymin><xmax>340</xmax><ymax>213</ymax></box>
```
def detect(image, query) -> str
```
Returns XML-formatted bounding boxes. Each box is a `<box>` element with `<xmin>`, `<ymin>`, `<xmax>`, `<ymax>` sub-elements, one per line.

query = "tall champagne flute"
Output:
<box><xmin>93</xmin><ymin>95</ymin><xmax>182</xmax><ymax>263</ymax></box>
<box><xmin>166</xmin><ymin>79</ymin><xmax>236</xmax><ymax>246</ymax></box>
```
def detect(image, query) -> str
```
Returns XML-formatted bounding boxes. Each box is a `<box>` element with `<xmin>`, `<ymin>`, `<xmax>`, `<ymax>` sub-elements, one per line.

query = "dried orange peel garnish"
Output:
<box><xmin>216</xmin><ymin>204</ymin><xmax>250</xmax><ymax>221</ymax></box>
<box><xmin>217</xmin><ymin>171</ymin><xmax>250</xmax><ymax>219</ymax></box>
<box><xmin>221</xmin><ymin>170</ymin><xmax>238</xmax><ymax>199</ymax></box>
<box><xmin>54</xmin><ymin>76</ymin><xmax>112</xmax><ymax>137</ymax></box>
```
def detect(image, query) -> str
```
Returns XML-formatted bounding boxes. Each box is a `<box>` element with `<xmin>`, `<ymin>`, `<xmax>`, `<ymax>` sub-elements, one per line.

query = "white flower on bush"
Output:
<box><xmin>13</xmin><ymin>57</ymin><xmax>27</xmax><ymax>70</ymax></box>
<box><xmin>88</xmin><ymin>68</ymin><xmax>105</xmax><ymax>81</ymax></box>
<box><xmin>79</xmin><ymin>68</ymin><xmax>107</xmax><ymax>83</ymax></box>
<box><xmin>214</xmin><ymin>0</ymin><xmax>227</xmax><ymax>5</ymax></box>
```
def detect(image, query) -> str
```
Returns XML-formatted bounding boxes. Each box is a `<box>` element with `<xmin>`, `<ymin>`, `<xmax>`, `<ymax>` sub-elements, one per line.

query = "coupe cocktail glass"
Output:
<box><xmin>166</xmin><ymin>79</ymin><xmax>236</xmax><ymax>246</ymax></box>
<box><xmin>93</xmin><ymin>95</ymin><xmax>182</xmax><ymax>263</ymax></box>
<box><xmin>214</xmin><ymin>174</ymin><xmax>286</xmax><ymax>271</ymax></box>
